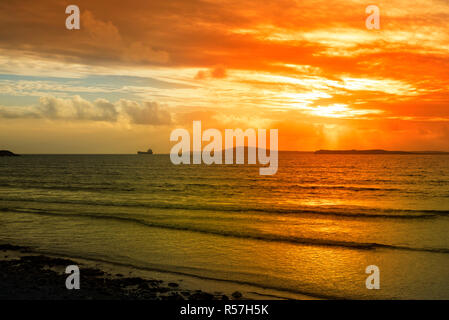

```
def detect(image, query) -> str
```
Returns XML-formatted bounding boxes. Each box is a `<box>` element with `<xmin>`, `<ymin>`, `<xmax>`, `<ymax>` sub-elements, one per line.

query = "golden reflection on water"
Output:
<box><xmin>1</xmin><ymin>154</ymin><xmax>449</xmax><ymax>299</ymax></box>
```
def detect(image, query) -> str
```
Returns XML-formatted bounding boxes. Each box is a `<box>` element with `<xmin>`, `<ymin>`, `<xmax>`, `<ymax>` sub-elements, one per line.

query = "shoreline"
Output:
<box><xmin>0</xmin><ymin>243</ymin><xmax>314</xmax><ymax>300</ymax></box>
<box><xmin>0</xmin><ymin>243</ymin><xmax>236</xmax><ymax>300</ymax></box>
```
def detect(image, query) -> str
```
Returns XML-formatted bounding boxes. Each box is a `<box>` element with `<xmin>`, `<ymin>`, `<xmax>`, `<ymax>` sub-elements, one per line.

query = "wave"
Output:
<box><xmin>0</xmin><ymin>196</ymin><xmax>447</xmax><ymax>220</ymax></box>
<box><xmin>287</xmin><ymin>185</ymin><xmax>401</xmax><ymax>192</ymax></box>
<box><xmin>0</xmin><ymin>181</ymin><xmax>404</xmax><ymax>193</ymax></box>
<box><xmin>3</xmin><ymin>207</ymin><xmax>449</xmax><ymax>254</ymax></box>
<box><xmin>0</xmin><ymin>183</ymin><xmax>137</xmax><ymax>193</ymax></box>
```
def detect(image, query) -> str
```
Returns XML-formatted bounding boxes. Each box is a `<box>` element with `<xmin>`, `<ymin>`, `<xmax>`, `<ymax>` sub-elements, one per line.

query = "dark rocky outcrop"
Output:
<box><xmin>0</xmin><ymin>150</ymin><xmax>19</xmax><ymax>157</ymax></box>
<box><xmin>0</xmin><ymin>245</ymin><xmax>247</xmax><ymax>300</ymax></box>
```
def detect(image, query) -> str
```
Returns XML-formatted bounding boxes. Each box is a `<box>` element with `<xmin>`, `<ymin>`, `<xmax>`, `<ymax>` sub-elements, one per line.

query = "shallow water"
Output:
<box><xmin>1</xmin><ymin>153</ymin><xmax>448</xmax><ymax>299</ymax></box>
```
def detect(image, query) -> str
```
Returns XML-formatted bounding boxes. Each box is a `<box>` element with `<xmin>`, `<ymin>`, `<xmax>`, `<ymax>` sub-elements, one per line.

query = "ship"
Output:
<box><xmin>137</xmin><ymin>148</ymin><xmax>153</xmax><ymax>155</ymax></box>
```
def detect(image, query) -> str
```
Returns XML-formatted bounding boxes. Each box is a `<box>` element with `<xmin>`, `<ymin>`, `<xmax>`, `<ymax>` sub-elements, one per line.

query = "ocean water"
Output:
<box><xmin>1</xmin><ymin>153</ymin><xmax>449</xmax><ymax>299</ymax></box>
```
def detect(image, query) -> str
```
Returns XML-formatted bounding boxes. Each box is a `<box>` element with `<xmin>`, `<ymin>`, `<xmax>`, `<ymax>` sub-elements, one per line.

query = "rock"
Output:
<box><xmin>163</xmin><ymin>292</ymin><xmax>185</xmax><ymax>300</ymax></box>
<box><xmin>81</xmin><ymin>268</ymin><xmax>105</xmax><ymax>277</ymax></box>
<box><xmin>0</xmin><ymin>150</ymin><xmax>19</xmax><ymax>157</ymax></box>
<box><xmin>141</xmin><ymin>292</ymin><xmax>157</xmax><ymax>299</ymax></box>
<box><xmin>0</xmin><ymin>245</ymin><xmax>225</xmax><ymax>301</ymax></box>
<box><xmin>138</xmin><ymin>282</ymin><xmax>149</xmax><ymax>290</ymax></box>
<box><xmin>213</xmin><ymin>293</ymin><xmax>227</xmax><ymax>300</ymax></box>
<box><xmin>231</xmin><ymin>291</ymin><xmax>243</xmax><ymax>299</ymax></box>
<box><xmin>120</xmin><ymin>277</ymin><xmax>146</xmax><ymax>286</ymax></box>
<box><xmin>20</xmin><ymin>255</ymin><xmax>76</xmax><ymax>267</ymax></box>
<box><xmin>189</xmin><ymin>291</ymin><xmax>214</xmax><ymax>300</ymax></box>
<box><xmin>148</xmin><ymin>280</ymin><xmax>163</xmax><ymax>287</ymax></box>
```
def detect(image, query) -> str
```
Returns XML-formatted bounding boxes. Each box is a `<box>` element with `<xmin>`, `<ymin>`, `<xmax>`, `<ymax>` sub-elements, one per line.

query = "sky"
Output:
<box><xmin>0</xmin><ymin>0</ymin><xmax>449</xmax><ymax>153</ymax></box>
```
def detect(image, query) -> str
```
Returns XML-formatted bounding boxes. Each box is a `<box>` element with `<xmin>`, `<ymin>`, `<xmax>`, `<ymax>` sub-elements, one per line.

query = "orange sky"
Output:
<box><xmin>0</xmin><ymin>0</ymin><xmax>449</xmax><ymax>153</ymax></box>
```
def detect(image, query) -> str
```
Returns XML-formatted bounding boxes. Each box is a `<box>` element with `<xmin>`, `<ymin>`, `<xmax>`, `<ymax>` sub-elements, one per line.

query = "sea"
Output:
<box><xmin>1</xmin><ymin>153</ymin><xmax>448</xmax><ymax>299</ymax></box>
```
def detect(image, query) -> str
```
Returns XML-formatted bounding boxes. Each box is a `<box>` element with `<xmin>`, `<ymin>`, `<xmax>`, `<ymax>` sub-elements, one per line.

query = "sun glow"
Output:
<box><xmin>306</xmin><ymin>104</ymin><xmax>383</xmax><ymax>118</ymax></box>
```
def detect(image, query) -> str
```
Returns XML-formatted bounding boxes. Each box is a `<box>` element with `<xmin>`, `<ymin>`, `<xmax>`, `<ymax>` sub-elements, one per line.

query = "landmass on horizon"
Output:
<box><xmin>315</xmin><ymin>149</ymin><xmax>449</xmax><ymax>155</ymax></box>
<box><xmin>0</xmin><ymin>150</ymin><xmax>19</xmax><ymax>157</ymax></box>
<box><xmin>2</xmin><ymin>148</ymin><xmax>449</xmax><ymax>156</ymax></box>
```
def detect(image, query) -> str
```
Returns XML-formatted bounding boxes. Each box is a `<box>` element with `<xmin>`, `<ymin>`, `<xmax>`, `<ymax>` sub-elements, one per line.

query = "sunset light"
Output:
<box><xmin>0</xmin><ymin>0</ymin><xmax>448</xmax><ymax>153</ymax></box>
<box><xmin>1</xmin><ymin>0</ymin><xmax>449</xmax><ymax>306</ymax></box>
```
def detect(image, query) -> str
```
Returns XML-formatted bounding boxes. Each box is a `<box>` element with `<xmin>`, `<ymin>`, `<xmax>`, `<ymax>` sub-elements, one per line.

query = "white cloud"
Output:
<box><xmin>119</xmin><ymin>99</ymin><xmax>172</xmax><ymax>125</ymax></box>
<box><xmin>0</xmin><ymin>95</ymin><xmax>172</xmax><ymax>125</ymax></box>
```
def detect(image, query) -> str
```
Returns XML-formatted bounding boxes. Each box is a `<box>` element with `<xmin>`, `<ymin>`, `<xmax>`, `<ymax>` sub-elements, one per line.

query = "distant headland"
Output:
<box><xmin>315</xmin><ymin>149</ymin><xmax>449</xmax><ymax>155</ymax></box>
<box><xmin>0</xmin><ymin>150</ymin><xmax>19</xmax><ymax>157</ymax></box>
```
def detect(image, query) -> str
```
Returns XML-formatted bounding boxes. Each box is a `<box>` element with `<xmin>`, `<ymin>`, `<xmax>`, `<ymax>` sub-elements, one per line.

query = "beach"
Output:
<box><xmin>0</xmin><ymin>243</ymin><xmax>250</xmax><ymax>300</ymax></box>
<box><xmin>1</xmin><ymin>243</ymin><xmax>313</xmax><ymax>300</ymax></box>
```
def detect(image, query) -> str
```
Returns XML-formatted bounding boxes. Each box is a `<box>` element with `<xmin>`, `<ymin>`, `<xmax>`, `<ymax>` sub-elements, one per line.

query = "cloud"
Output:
<box><xmin>1</xmin><ymin>0</ymin><xmax>449</xmax><ymax>152</ymax></box>
<box><xmin>82</xmin><ymin>10</ymin><xmax>122</xmax><ymax>44</ymax></box>
<box><xmin>80</xmin><ymin>10</ymin><xmax>169</xmax><ymax>64</ymax></box>
<box><xmin>0</xmin><ymin>4</ymin><xmax>169</xmax><ymax>67</ymax></box>
<box><xmin>211</xmin><ymin>66</ymin><xmax>227</xmax><ymax>79</ymax></box>
<box><xmin>194</xmin><ymin>70</ymin><xmax>207</xmax><ymax>80</ymax></box>
<box><xmin>0</xmin><ymin>105</ymin><xmax>40</xmax><ymax>119</ymax></box>
<box><xmin>119</xmin><ymin>100</ymin><xmax>172</xmax><ymax>125</ymax></box>
<box><xmin>195</xmin><ymin>66</ymin><xmax>228</xmax><ymax>80</ymax></box>
<box><xmin>39</xmin><ymin>96</ymin><xmax>118</xmax><ymax>121</ymax></box>
<box><xmin>0</xmin><ymin>96</ymin><xmax>172</xmax><ymax>125</ymax></box>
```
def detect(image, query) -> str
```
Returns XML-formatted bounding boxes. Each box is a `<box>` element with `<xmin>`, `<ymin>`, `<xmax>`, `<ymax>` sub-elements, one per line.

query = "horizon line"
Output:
<box><xmin>7</xmin><ymin>149</ymin><xmax>449</xmax><ymax>155</ymax></box>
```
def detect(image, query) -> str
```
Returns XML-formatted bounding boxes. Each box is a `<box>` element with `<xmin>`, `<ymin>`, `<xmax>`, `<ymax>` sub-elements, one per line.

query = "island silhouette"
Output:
<box><xmin>0</xmin><ymin>150</ymin><xmax>19</xmax><ymax>157</ymax></box>
<box><xmin>315</xmin><ymin>149</ymin><xmax>449</xmax><ymax>155</ymax></box>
